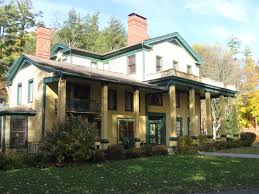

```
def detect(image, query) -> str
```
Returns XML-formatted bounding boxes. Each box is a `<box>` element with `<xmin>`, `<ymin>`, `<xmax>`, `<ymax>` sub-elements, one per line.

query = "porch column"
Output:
<box><xmin>101</xmin><ymin>84</ymin><xmax>108</xmax><ymax>141</ymax></box>
<box><xmin>57</xmin><ymin>79</ymin><xmax>66</xmax><ymax>123</ymax></box>
<box><xmin>169</xmin><ymin>84</ymin><xmax>177</xmax><ymax>145</ymax></box>
<box><xmin>134</xmin><ymin>89</ymin><xmax>140</xmax><ymax>139</ymax></box>
<box><xmin>205</xmin><ymin>92</ymin><xmax>213</xmax><ymax>136</ymax></box>
<box><xmin>219</xmin><ymin>95</ymin><xmax>226</xmax><ymax>138</ymax></box>
<box><xmin>189</xmin><ymin>88</ymin><xmax>197</xmax><ymax>136</ymax></box>
<box><xmin>232</xmin><ymin>97</ymin><xmax>239</xmax><ymax>136</ymax></box>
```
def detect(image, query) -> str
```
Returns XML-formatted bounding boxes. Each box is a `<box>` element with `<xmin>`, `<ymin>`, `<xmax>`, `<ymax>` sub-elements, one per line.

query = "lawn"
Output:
<box><xmin>218</xmin><ymin>146</ymin><xmax>259</xmax><ymax>155</ymax></box>
<box><xmin>1</xmin><ymin>155</ymin><xmax>259</xmax><ymax>193</ymax></box>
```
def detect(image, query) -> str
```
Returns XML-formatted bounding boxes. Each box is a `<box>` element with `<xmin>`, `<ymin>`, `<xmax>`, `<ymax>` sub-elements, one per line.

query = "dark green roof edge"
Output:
<box><xmin>144</xmin><ymin>32</ymin><xmax>203</xmax><ymax>64</ymax></box>
<box><xmin>50</xmin><ymin>32</ymin><xmax>203</xmax><ymax>64</ymax></box>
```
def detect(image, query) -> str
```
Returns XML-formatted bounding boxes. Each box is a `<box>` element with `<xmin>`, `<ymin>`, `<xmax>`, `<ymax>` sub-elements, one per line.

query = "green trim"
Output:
<box><xmin>144</xmin><ymin>32</ymin><xmax>203</xmax><ymax>65</ymax></box>
<box><xmin>146</xmin><ymin>112</ymin><xmax>166</xmax><ymax>144</ymax></box>
<box><xmin>41</xmin><ymin>81</ymin><xmax>46</xmax><ymax>137</ymax></box>
<box><xmin>0</xmin><ymin>112</ymin><xmax>36</xmax><ymax>116</ymax></box>
<box><xmin>149</xmin><ymin>76</ymin><xmax>236</xmax><ymax>97</ymax></box>
<box><xmin>43</xmin><ymin>76</ymin><xmax>60</xmax><ymax>83</ymax></box>
<box><xmin>27</xmin><ymin>79</ymin><xmax>34</xmax><ymax>103</ymax></box>
<box><xmin>10</xmin><ymin>115</ymin><xmax>28</xmax><ymax>146</ymax></box>
<box><xmin>17</xmin><ymin>83</ymin><xmax>22</xmax><ymax>105</ymax></box>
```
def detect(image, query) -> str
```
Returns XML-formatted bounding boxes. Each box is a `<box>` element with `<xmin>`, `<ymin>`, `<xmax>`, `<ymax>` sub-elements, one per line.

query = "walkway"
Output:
<box><xmin>199</xmin><ymin>151</ymin><xmax>259</xmax><ymax>159</ymax></box>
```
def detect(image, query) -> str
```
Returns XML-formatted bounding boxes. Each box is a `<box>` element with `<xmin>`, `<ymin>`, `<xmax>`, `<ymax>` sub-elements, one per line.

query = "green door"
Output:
<box><xmin>148</xmin><ymin>115</ymin><xmax>166</xmax><ymax>145</ymax></box>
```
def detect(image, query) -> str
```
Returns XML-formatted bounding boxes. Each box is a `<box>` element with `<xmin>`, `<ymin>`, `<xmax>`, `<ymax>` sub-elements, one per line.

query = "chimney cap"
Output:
<box><xmin>128</xmin><ymin>13</ymin><xmax>146</xmax><ymax>20</ymax></box>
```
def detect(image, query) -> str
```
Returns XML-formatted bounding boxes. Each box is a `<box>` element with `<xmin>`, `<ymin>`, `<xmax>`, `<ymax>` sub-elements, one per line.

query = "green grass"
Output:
<box><xmin>1</xmin><ymin>155</ymin><xmax>259</xmax><ymax>193</ymax></box>
<box><xmin>218</xmin><ymin>146</ymin><xmax>259</xmax><ymax>155</ymax></box>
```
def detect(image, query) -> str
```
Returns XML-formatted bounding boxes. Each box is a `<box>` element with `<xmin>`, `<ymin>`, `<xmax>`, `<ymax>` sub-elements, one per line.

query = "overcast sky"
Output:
<box><xmin>32</xmin><ymin>0</ymin><xmax>259</xmax><ymax>59</ymax></box>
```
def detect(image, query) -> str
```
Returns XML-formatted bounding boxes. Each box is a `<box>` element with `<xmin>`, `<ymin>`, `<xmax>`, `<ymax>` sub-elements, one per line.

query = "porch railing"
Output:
<box><xmin>1</xmin><ymin>141</ymin><xmax>40</xmax><ymax>154</ymax></box>
<box><xmin>66</xmin><ymin>98</ymin><xmax>101</xmax><ymax>113</ymax></box>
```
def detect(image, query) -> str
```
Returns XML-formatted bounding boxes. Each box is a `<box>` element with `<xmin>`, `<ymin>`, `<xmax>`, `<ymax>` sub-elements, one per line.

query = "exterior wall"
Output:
<box><xmin>145</xmin><ymin>42</ymin><xmax>199</xmax><ymax>77</ymax></box>
<box><xmin>7</xmin><ymin>63</ymin><xmax>53</xmax><ymax>143</ymax></box>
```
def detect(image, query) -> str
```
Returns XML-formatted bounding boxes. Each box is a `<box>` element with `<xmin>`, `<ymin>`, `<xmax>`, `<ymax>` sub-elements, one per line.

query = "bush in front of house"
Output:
<box><xmin>151</xmin><ymin>145</ymin><xmax>168</xmax><ymax>156</ymax></box>
<box><xmin>94</xmin><ymin>150</ymin><xmax>105</xmax><ymax>162</ymax></box>
<box><xmin>240</xmin><ymin>132</ymin><xmax>256</xmax><ymax>147</ymax></box>
<box><xmin>126</xmin><ymin>147</ymin><xmax>142</xmax><ymax>158</ymax></box>
<box><xmin>40</xmin><ymin>116</ymin><xmax>95</xmax><ymax>163</ymax></box>
<box><xmin>177</xmin><ymin>136</ymin><xmax>198</xmax><ymax>154</ymax></box>
<box><xmin>107</xmin><ymin>144</ymin><xmax>125</xmax><ymax>160</ymax></box>
<box><xmin>141</xmin><ymin>144</ymin><xmax>154</xmax><ymax>156</ymax></box>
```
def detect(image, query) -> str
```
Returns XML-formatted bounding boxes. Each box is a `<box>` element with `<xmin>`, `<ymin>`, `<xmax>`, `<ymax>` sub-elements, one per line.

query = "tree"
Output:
<box><xmin>227</xmin><ymin>36</ymin><xmax>241</xmax><ymax>55</ymax></box>
<box><xmin>53</xmin><ymin>10</ymin><xmax>127</xmax><ymax>54</ymax></box>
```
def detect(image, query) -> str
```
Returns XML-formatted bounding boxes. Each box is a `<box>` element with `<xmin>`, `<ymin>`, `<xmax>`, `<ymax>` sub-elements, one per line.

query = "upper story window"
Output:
<box><xmin>17</xmin><ymin>83</ymin><xmax>22</xmax><ymax>105</ymax></box>
<box><xmin>173</xmin><ymin>60</ymin><xmax>178</xmax><ymax>70</ymax></box>
<box><xmin>187</xmin><ymin>65</ymin><xmax>192</xmax><ymax>74</ymax></box>
<box><xmin>28</xmin><ymin>79</ymin><xmax>34</xmax><ymax>103</ymax></box>
<box><xmin>156</xmin><ymin>56</ymin><xmax>162</xmax><ymax>72</ymax></box>
<box><xmin>125</xmin><ymin>91</ymin><xmax>133</xmax><ymax>112</ymax></box>
<box><xmin>148</xmin><ymin>93</ymin><xmax>163</xmax><ymax>106</ymax></box>
<box><xmin>128</xmin><ymin>55</ymin><xmax>136</xmax><ymax>74</ymax></box>
<box><xmin>108</xmin><ymin>89</ymin><xmax>117</xmax><ymax>110</ymax></box>
<box><xmin>91</xmin><ymin>61</ymin><xmax>97</xmax><ymax>68</ymax></box>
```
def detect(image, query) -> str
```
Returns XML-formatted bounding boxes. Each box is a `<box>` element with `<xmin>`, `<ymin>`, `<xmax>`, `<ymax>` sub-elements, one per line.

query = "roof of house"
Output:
<box><xmin>0</xmin><ymin>106</ymin><xmax>36</xmax><ymax>116</ymax></box>
<box><xmin>6</xmin><ymin>54</ymin><xmax>166</xmax><ymax>91</ymax></box>
<box><xmin>51</xmin><ymin>32</ymin><xmax>203</xmax><ymax>64</ymax></box>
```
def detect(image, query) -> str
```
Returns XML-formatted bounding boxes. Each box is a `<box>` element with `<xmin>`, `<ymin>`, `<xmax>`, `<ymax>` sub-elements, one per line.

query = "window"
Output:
<box><xmin>156</xmin><ymin>56</ymin><xmax>162</xmax><ymax>72</ymax></box>
<box><xmin>118</xmin><ymin>119</ymin><xmax>134</xmax><ymax>142</ymax></box>
<box><xmin>17</xmin><ymin>83</ymin><xmax>22</xmax><ymax>105</ymax></box>
<box><xmin>173</xmin><ymin>60</ymin><xmax>178</xmax><ymax>70</ymax></box>
<box><xmin>148</xmin><ymin>93</ymin><xmax>163</xmax><ymax>106</ymax></box>
<box><xmin>28</xmin><ymin>79</ymin><xmax>33</xmax><ymax>103</ymax></box>
<box><xmin>128</xmin><ymin>55</ymin><xmax>136</xmax><ymax>74</ymax></box>
<box><xmin>125</xmin><ymin>91</ymin><xmax>133</xmax><ymax>112</ymax></box>
<box><xmin>74</xmin><ymin>84</ymin><xmax>90</xmax><ymax>99</ymax></box>
<box><xmin>176</xmin><ymin>117</ymin><xmax>182</xmax><ymax>137</ymax></box>
<box><xmin>187</xmin><ymin>65</ymin><xmax>192</xmax><ymax>74</ymax></box>
<box><xmin>10</xmin><ymin>116</ymin><xmax>27</xmax><ymax>147</ymax></box>
<box><xmin>108</xmin><ymin>89</ymin><xmax>117</xmax><ymax>110</ymax></box>
<box><xmin>89</xmin><ymin>118</ymin><xmax>101</xmax><ymax>141</ymax></box>
<box><xmin>176</xmin><ymin>92</ymin><xmax>180</xmax><ymax>108</ymax></box>
<box><xmin>91</xmin><ymin>61</ymin><xmax>97</xmax><ymax>68</ymax></box>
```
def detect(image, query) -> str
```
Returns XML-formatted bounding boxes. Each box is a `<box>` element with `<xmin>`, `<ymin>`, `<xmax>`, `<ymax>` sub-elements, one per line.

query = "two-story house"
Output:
<box><xmin>0</xmin><ymin>13</ymin><xmax>238</xmax><ymax>150</ymax></box>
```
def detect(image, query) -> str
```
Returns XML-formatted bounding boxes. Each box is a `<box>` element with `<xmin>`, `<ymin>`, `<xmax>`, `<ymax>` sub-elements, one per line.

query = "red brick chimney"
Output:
<box><xmin>128</xmin><ymin>13</ymin><xmax>148</xmax><ymax>46</ymax></box>
<box><xmin>35</xmin><ymin>27</ymin><xmax>52</xmax><ymax>59</ymax></box>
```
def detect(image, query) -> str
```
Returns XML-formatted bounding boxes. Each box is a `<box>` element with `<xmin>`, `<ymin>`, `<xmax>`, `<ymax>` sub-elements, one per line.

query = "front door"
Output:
<box><xmin>147</xmin><ymin>114</ymin><xmax>166</xmax><ymax>145</ymax></box>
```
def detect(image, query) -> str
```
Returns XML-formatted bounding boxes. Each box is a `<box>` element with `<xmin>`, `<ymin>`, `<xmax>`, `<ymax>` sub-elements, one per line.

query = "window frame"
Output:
<box><xmin>187</xmin><ymin>64</ymin><xmax>192</xmax><ymax>74</ymax></box>
<box><xmin>108</xmin><ymin>89</ymin><xmax>117</xmax><ymax>111</ymax></box>
<box><xmin>148</xmin><ymin>93</ymin><xmax>163</xmax><ymax>106</ymax></box>
<box><xmin>17</xmin><ymin>83</ymin><xmax>22</xmax><ymax>105</ymax></box>
<box><xmin>173</xmin><ymin>60</ymin><xmax>178</xmax><ymax>70</ymax></box>
<box><xmin>10</xmin><ymin>115</ymin><xmax>28</xmax><ymax>148</ymax></box>
<box><xmin>125</xmin><ymin>91</ymin><xmax>134</xmax><ymax>112</ymax></box>
<box><xmin>117</xmin><ymin>119</ymin><xmax>135</xmax><ymax>142</ymax></box>
<box><xmin>28</xmin><ymin>79</ymin><xmax>34</xmax><ymax>103</ymax></box>
<box><xmin>176</xmin><ymin>117</ymin><xmax>183</xmax><ymax>137</ymax></box>
<box><xmin>156</xmin><ymin>55</ymin><xmax>162</xmax><ymax>72</ymax></box>
<box><xmin>127</xmin><ymin>55</ymin><xmax>136</xmax><ymax>74</ymax></box>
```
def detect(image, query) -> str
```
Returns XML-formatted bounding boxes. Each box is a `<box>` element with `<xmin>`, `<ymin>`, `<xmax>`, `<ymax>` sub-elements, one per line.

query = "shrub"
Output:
<box><xmin>0</xmin><ymin>153</ymin><xmax>25</xmax><ymax>170</ymax></box>
<box><xmin>177</xmin><ymin>136</ymin><xmax>198</xmax><ymax>154</ymax></box>
<box><xmin>141</xmin><ymin>144</ymin><xmax>153</xmax><ymax>156</ymax></box>
<box><xmin>40</xmin><ymin>116</ymin><xmax>95</xmax><ymax>163</ymax></box>
<box><xmin>198</xmin><ymin>135</ymin><xmax>210</xmax><ymax>146</ymax></box>
<box><xmin>107</xmin><ymin>145</ymin><xmax>125</xmax><ymax>160</ymax></box>
<box><xmin>151</xmin><ymin>145</ymin><xmax>168</xmax><ymax>156</ymax></box>
<box><xmin>126</xmin><ymin>147</ymin><xmax>142</xmax><ymax>158</ymax></box>
<box><xmin>240</xmin><ymin>132</ymin><xmax>256</xmax><ymax>147</ymax></box>
<box><xmin>198</xmin><ymin>143</ymin><xmax>216</xmax><ymax>152</ymax></box>
<box><xmin>94</xmin><ymin>150</ymin><xmax>105</xmax><ymax>162</ymax></box>
<box><xmin>23</xmin><ymin>153</ymin><xmax>50</xmax><ymax>168</ymax></box>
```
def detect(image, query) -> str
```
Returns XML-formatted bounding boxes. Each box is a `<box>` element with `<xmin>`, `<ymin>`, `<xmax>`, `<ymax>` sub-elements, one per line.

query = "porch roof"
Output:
<box><xmin>0</xmin><ymin>106</ymin><xmax>36</xmax><ymax>116</ymax></box>
<box><xmin>10</xmin><ymin>54</ymin><xmax>166</xmax><ymax>91</ymax></box>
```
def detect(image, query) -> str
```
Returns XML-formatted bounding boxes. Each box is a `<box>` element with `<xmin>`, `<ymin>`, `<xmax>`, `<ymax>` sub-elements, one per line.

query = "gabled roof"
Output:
<box><xmin>50</xmin><ymin>32</ymin><xmax>203</xmax><ymax>64</ymax></box>
<box><xmin>6</xmin><ymin>54</ymin><xmax>166</xmax><ymax>91</ymax></box>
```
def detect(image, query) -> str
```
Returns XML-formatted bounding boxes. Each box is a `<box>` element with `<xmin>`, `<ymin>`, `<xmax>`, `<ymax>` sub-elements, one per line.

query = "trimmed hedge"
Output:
<box><xmin>240</xmin><ymin>132</ymin><xmax>256</xmax><ymax>147</ymax></box>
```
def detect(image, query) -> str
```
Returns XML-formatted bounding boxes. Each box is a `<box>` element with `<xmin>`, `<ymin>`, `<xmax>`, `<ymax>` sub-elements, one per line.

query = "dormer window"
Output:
<box><xmin>156</xmin><ymin>56</ymin><xmax>162</xmax><ymax>72</ymax></box>
<box><xmin>128</xmin><ymin>55</ymin><xmax>136</xmax><ymax>74</ymax></box>
<box><xmin>187</xmin><ymin>65</ymin><xmax>192</xmax><ymax>74</ymax></box>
